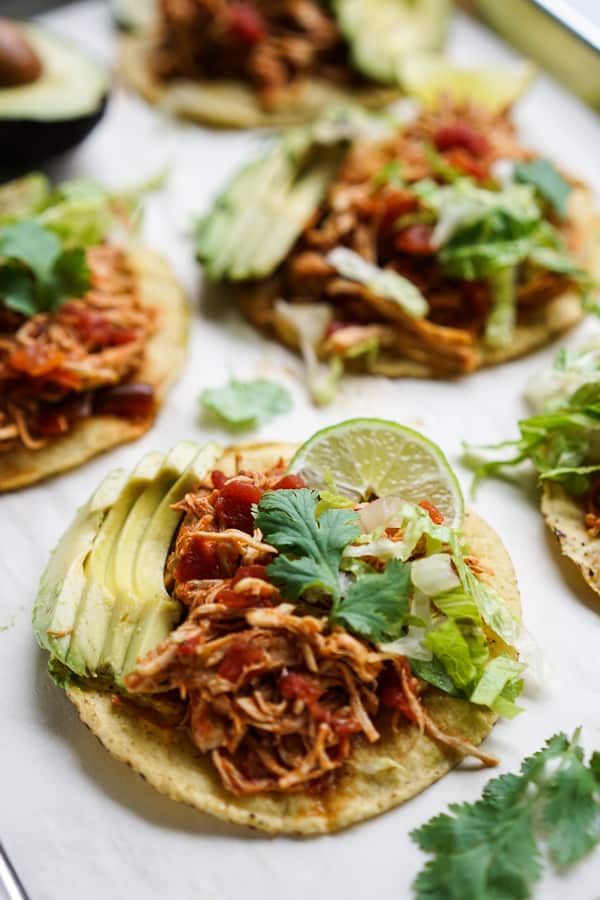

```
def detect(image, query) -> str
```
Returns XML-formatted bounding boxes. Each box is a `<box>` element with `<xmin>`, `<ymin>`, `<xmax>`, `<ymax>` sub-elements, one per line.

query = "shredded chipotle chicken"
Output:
<box><xmin>248</xmin><ymin>102</ymin><xmax>582</xmax><ymax>377</ymax></box>
<box><xmin>0</xmin><ymin>245</ymin><xmax>156</xmax><ymax>452</ymax></box>
<box><xmin>151</xmin><ymin>0</ymin><xmax>364</xmax><ymax>109</ymax></box>
<box><xmin>125</xmin><ymin>462</ymin><xmax>498</xmax><ymax>796</ymax></box>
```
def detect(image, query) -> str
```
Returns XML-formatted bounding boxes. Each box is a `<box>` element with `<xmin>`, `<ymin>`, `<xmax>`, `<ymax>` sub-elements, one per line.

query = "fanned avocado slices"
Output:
<box><xmin>34</xmin><ymin>441</ymin><xmax>222</xmax><ymax>688</ymax></box>
<box><xmin>197</xmin><ymin>128</ymin><xmax>344</xmax><ymax>282</ymax></box>
<box><xmin>33</xmin><ymin>467</ymin><xmax>129</xmax><ymax>664</ymax></box>
<box><xmin>334</xmin><ymin>0</ymin><xmax>450</xmax><ymax>85</ymax></box>
<box><xmin>196</xmin><ymin>109</ymin><xmax>394</xmax><ymax>282</ymax></box>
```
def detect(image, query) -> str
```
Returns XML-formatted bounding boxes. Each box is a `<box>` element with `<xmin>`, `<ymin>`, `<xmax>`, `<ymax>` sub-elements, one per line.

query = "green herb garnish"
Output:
<box><xmin>0</xmin><ymin>221</ymin><xmax>90</xmax><ymax>317</ymax></box>
<box><xmin>412</xmin><ymin>728</ymin><xmax>600</xmax><ymax>900</ymax></box>
<box><xmin>200</xmin><ymin>377</ymin><xmax>293</xmax><ymax>431</ymax></box>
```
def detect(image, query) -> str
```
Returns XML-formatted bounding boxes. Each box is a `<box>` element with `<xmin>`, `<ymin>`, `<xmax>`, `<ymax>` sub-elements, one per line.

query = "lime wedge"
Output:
<box><xmin>401</xmin><ymin>54</ymin><xmax>536</xmax><ymax>113</ymax></box>
<box><xmin>288</xmin><ymin>418</ymin><xmax>464</xmax><ymax>528</ymax></box>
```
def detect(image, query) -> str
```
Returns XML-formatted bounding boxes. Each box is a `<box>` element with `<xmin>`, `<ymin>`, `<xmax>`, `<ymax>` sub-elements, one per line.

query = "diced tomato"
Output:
<box><xmin>442</xmin><ymin>147</ymin><xmax>489</xmax><ymax>181</ymax></box>
<box><xmin>36</xmin><ymin>393</ymin><xmax>93</xmax><ymax>436</ymax></box>
<box><xmin>331</xmin><ymin>715</ymin><xmax>362</xmax><ymax>737</ymax></box>
<box><xmin>434</xmin><ymin>123</ymin><xmax>489</xmax><ymax>158</ymax></box>
<box><xmin>218</xmin><ymin>638</ymin><xmax>263</xmax><ymax>683</ymax></box>
<box><xmin>177</xmin><ymin>634</ymin><xmax>203</xmax><ymax>656</ymax></box>
<box><xmin>175</xmin><ymin>535</ymin><xmax>222</xmax><ymax>582</ymax></box>
<box><xmin>8</xmin><ymin>343</ymin><xmax>64</xmax><ymax>377</ymax></box>
<box><xmin>94</xmin><ymin>383</ymin><xmax>154</xmax><ymax>421</ymax></box>
<box><xmin>211</xmin><ymin>470</ymin><xmax>227</xmax><ymax>490</ymax></box>
<box><xmin>280</xmin><ymin>671</ymin><xmax>322</xmax><ymax>705</ymax></box>
<box><xmin>395</xmin><ymin>224</ymin><xmax>435</xmax><ymax>255</ymax></box>
<box><xmin>60</xmin><ymin>304</ymin><xmax>137</xmax><ymax>347</ymax></box>
<box><xmin>379</xmin><ymin>189</ymin><xmax>419</xmax><ymax>228</ymax></box>
<box><xmin>418</xmin><ymin>500</ymin><xmax>445</xmax><ymax>524</ymax></box>
<box><xmin>35</xmin><ymin>409</ymin><xmax>68</xmax><ymax>437</ymax></box>
<box><xmin>325</xmin><ymin>320</ymin><xmax>348</xmax><ymax>338</ymax></box>
<box><xmin>214</xmin><ymin>479</ymin><xmax>264</xmax><ymax>533</ymax></box>
<box><xmin>228</xmin><ymin>3</ymin><xmax>266</xmax><ymax>45</ymax></box>
<box><xmin>272</xmin><ymin>474</ymin><xmax>307</xmax><ymax>490</ymax></box>
<box><xmin>380</xmin><ymin>675</ymin><xmax>416</xmax><ymax>722</ymax></box>
<box><xmin>232</xmin><ymin>565</ymin><xmax>269</xmax><ymax>584</ymax></box>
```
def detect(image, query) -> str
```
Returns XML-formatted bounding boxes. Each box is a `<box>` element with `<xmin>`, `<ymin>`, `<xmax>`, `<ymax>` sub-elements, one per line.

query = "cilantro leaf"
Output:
<box><xmin>412</xmin><ymin>729</ymin><xmax>600</xmax><ymax>900</ymax></box>
<box><xmin>255</xmin><ymin>489</ymin><xmax>361</xmax><ymax>601</ymax></box>
<box><xmin>330</xmin><ymin>559</ymin><xmax>411</xmax><ymax>641</ymax></box>
<box><xmin>200</xmin><ymin>378</ymin><xmax>292</xmax><ymax>431</ymax></box>
<box><xmin>541</xmin><ymin>744</ymin><xmax>600</xmax><ymax>866</ymax></box>
<box><xmin>0</xmin><ymin>221</ymin><xmax>61</xmax><ymax>281</ymax></box>
<box><xmin>0</xmin><ymin>221</ymin><xmax>90</xmax><ymax>317</ymax></box>
<box><xmin>514</xmin><ymin>158</ymin><xmax>572</xmax><ymax>219</ymax></box>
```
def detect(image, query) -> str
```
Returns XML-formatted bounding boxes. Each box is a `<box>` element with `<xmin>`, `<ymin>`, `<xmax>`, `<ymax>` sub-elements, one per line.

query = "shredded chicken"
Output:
<box><xmin>0</xmin><ymin>245</ymin><xmax>155</xmax><ymax>453</ymax></box>
<box><xmin>125</xmin><ymin>463</ymin><xmax>500</xmax><ymax>796</ymax></box>
<box><xmin>151</xmin><ymin>0</ymin><xmax>362</xmax><ymax>109</ymax></box>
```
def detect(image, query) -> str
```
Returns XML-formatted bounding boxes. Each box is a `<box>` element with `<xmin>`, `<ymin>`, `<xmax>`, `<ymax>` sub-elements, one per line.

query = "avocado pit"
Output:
<box><xmin>0</xmin><ymin>18</ymin><xmax>42</xmax><ymax>88</ymax></box>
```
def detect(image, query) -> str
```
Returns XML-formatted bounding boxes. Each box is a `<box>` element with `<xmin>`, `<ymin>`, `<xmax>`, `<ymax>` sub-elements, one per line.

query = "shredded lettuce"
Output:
<box><xmin>326</xmin><ymin>247</ymin><xmax>429</xmax><ymax>318</ymax></box>
<box><xmin>470</xmin><ymin>655</ymin><xmax>526</xmax><ymax>718</ymax></box>
<box><xmin>424</xmin><ymin>619</ymin><xmax>487</xmax><ymax>690</ymax></box>
<box><xmin>465</xmin><ymin>342</ymin><xmax>600</xmax><ymax>498</ymax></box>
<box><xmin>414</xmin><ymin>178</ymin><xmax>541</xmax><ymax>251</ymax></box>
<box><xmin>274</xmin><ymin>300</ymin><xmax>342</xmax><ymax>405</ymax></box>
<box><xmin>484</xmin><ymin>266</ymin><xmax>516</xmax><ymax>349</ymax></box>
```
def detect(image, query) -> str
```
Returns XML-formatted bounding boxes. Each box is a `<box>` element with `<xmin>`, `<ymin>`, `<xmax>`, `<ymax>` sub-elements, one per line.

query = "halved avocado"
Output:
<box><xmin>0</xmin><ymin>21</ymin><xmax>109</xmax><ymax>166</ymax></box>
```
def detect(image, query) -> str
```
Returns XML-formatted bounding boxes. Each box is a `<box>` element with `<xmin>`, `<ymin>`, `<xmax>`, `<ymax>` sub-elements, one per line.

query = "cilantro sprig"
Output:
<box><xmin>0</xmin><ymin>220</ymin><xmax>90</xmax><ymax>317</ymax></box>
<box><xmin>412</xmin><ymin>728</ymin><xmax>600</xmax><ymax>900</ymax></box>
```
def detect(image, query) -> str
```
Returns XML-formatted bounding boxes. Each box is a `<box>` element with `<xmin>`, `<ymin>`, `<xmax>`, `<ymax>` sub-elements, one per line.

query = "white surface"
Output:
<box><xmin>2</xmin><ymin>4</ymin><xmax>600</xmax><ymax>899</ymax></box>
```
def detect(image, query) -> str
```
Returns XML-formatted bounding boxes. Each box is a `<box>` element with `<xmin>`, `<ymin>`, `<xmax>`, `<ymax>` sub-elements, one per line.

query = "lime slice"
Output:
<box><xmin>288</xmin><ymin>418</ymin><xmax>464</xmax><ymax>527</ymax></box>
<box><xmin>401</xmin><ymin>54</ymin><xmax>536</xmax><ymax>114</ymax></box>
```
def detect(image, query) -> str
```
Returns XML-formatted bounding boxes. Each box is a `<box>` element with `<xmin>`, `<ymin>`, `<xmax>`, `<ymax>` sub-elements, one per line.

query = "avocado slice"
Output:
<box><xmin>65</xmin><ymin>450</ymin><xmax>166</xmax><ymax>678</ymax></box>
<box><xmin>0</xmin><ymin>22</ymin><xmax>109</xmax><ymax>165</ymax></box>
<box><xmin>197</xmin><ymin>128</ymin><xmax>344</xmax><ymax>282</ymax></box>
<box><xmin>33</xmin><ymin>467</ymin><xmax>129</xmax><ymax>663</ymax></box>
<box><xmin>0</xmin><ymin>172</ymin><xmax>50</xmax><ymax>224</ymax></box>
<box><xmin>334</xmin><ymin>0</ymin><xmax>450</xmax><ymax>85</ymax></box>
<box><xmin>121</xmin><ymin>441</ymin><xmax>222</xmax><ymax>676</ymax></box>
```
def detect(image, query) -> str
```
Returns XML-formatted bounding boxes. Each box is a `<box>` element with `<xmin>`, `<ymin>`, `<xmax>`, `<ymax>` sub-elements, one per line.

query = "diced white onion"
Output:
<box><xmin>358</xmin><ymin>495</ymin><xmax>406</xmax><ymax>533</ymax></box>
<box><xmin>411</xmin><ymin>553</ymin><xmax>460</xmax><ymax>597</ymax></box>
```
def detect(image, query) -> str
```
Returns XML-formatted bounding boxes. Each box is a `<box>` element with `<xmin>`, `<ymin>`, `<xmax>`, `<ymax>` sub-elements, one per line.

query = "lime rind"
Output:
<box><xmin>288</xmin><ymin>418</ymin><xmax>464</xmax><ymax>528</ymax></box>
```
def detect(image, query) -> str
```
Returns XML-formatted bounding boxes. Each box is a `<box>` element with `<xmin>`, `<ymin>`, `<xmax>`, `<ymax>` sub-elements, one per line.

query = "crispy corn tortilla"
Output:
<box><xmin>239</xmin><ymin>187</ymin><xmax>600</xmax><ymax>378</ymax></box>
<box><xmin>66</xmin><ymin>441</ymin><xmax>520</xmax><ymax>835</ymax></box>
<box><xmin>541</xmin><ymin>481</ymin><xmax>600</xmax><ymax>596</ymax></box>
<box><xmin>119</xmin><ymin>34</ymin><xmax>401</xmax><ymax>128</ymax></box>
<box><xmin>0</xmin><ymin>247</ymin><xmax>189</xmax><ymax>492</ymax></box>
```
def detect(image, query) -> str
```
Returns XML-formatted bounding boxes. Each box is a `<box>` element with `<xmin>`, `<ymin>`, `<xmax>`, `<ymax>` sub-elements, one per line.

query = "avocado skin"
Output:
<box><xmin>0</xmin><ymin>94</ymin><xmax>108</xmax><ymax>166</ymax></box>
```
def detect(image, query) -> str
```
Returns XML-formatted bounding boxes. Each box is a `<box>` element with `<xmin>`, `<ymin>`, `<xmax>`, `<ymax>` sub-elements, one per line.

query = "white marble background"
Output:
<box><xmin>1</xmin><ymin>3</ymin><xmax>599</xmax><ymax>898</ymax></box>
